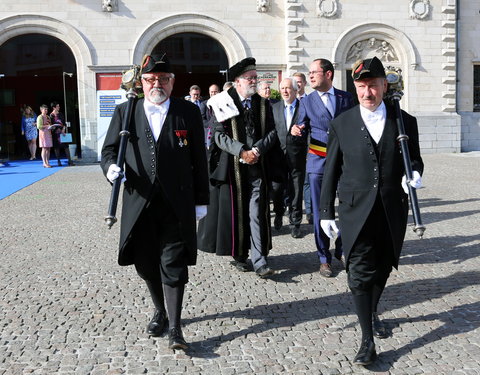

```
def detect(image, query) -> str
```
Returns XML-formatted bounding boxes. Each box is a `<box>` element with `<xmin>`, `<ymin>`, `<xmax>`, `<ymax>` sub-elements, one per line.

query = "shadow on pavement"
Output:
<box><xmin>183</xmin><ymin>270</ymin><xmax>480</xmax><ymax>369</ymax></box>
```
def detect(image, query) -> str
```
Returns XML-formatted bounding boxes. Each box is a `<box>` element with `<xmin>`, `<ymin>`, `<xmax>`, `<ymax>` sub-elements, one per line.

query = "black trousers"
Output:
<box><xmin>132</xmin><ymin>187</ymin><xmax>188</xmax><ymax>287</ymax></box>
<box><xmin>271</xmin><ymin>163</ymin><xmax>305</xmax><ymax>227</ymax></box>
<box><xmin>348</xmin><ymin>195</ymin><xmax>395</xmax><ymax>296</ymax></box>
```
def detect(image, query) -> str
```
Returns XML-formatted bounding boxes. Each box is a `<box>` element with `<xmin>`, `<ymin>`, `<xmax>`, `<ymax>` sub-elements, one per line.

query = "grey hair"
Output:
<box><xmin>282</xmin><ymin>77</ymin><xmax>299</xmax><ymax>91</ymax></box>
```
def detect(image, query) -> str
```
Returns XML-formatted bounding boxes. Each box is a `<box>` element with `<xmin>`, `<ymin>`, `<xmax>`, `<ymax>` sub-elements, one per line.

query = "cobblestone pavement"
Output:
<box><xmin>1</xmin><ymin>153</ymin><xmax>479</xmax><ymax>375</ymax></box>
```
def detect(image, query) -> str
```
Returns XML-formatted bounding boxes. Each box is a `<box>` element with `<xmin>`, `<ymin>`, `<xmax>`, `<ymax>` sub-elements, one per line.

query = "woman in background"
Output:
<box><xmin>36</xmin><ymin>104</ymin><xmax>53</xmax><ymax>168</ymax></box>
<box><xmin>20</xmin><ymin>105</ymin><xmax>38</xmax><ymax>160</ymax></box>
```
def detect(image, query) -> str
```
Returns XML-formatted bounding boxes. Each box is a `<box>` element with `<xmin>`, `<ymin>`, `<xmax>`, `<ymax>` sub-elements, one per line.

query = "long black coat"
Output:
<box><xmin>319</xmin><ymin>103</ymin><xmax>423</xmax><ymax>268</ymax></box>
<box><xmin>101</xmin><ymin>97</ymin><xmax>209</xmax><ymax>266</ymax></box>
<box><xmin>197</xmin><ymin>88</ymin><xmax>281</xmax><ymax>258</ymax></box>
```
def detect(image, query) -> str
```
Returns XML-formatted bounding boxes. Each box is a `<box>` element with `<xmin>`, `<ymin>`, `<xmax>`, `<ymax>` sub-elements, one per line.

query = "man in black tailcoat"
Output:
<box><xmin>101</xmin><ymin>53</ymin><xmax>209</xmax><ymax>350</ymax></box>
<box><xmin>319</xmin><ymin>56</ymin><xmax>423</xmax><ymax>366</ymax></box>
<box><xmin>197</xmin><ymin>57</ymin><xmax>281</xmax><ymax>278</ymax></box>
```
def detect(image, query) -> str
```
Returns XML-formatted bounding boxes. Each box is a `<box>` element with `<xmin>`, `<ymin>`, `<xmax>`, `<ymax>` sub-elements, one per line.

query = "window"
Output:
<box><xmin>474</xmin><ymin>65</ymin><xmax>480</xmax><ymax>112</ymax></box>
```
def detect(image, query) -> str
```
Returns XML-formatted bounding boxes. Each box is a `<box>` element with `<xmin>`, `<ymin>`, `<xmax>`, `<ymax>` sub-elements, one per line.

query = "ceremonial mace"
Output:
<box><xmin>104</xmin><ymin>65</ymin><xmax>141</xmax><ymax>229</ymax></box>
<box><xmin>384</xmin><ymin>67</ymin><xmax>426</xmax><ymax>238</ymax></box>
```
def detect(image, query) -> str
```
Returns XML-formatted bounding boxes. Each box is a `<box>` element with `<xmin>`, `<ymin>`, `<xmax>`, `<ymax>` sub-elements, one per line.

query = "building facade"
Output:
<box><xmin>0</xmin><ymin>0</ymin><xmax>479</xmax><ymax>162</ymax></box>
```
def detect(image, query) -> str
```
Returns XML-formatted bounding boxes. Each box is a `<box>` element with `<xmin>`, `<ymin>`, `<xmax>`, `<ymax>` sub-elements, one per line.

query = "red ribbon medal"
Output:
<box><xmin>175</xmin><ymin>130</ymin><xmax>188</xmax><ymax>147</ymax></box>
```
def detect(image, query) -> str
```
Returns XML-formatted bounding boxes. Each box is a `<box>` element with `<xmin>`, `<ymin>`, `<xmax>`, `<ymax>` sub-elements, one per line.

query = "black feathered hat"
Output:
<box><xmin>140</xmin><ymin>53</ymin><xmax>171</xmax><ymax>74</ymax></box>
<box><xmin>352</xmin><ymin>56</ymin><xmax>386</xmax><ymax>81</ymax></box>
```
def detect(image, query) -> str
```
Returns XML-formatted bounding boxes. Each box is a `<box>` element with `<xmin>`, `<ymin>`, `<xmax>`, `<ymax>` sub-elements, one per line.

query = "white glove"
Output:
<box><xmin>401</xmin><ymin>171</ymin><xmax>422</xmax><ymax>194</ymax></box>
<box><xmin>320</xmin><ymin>220</ymin><xmax>339</xmax><ymax>240</ymax></box>
<box><xmin>107</xmin><ymin>164</ymin><xmax>122</xmax><ymax>183</ymax></box>
<box><xmin>195</xmin><ymin>205</ymin><xmax>208</xmax><ymax>220</ymax></box>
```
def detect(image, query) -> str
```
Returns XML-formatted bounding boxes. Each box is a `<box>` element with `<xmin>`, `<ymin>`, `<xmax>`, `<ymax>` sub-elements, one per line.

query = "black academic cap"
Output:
<box><xmin>228</xmin><ymin>57</ymin><xmax>256</xmax><ymax>80</ymax></box>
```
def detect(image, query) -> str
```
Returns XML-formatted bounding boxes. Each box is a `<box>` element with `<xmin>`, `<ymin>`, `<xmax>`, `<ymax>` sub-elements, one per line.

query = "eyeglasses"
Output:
<box><xmin>308</xmin><ymin>70</ymin><xmax>325</xmax><ymax>75</ymax></box>
<box><xmin>142</xmin><ymin>76</ymin><xmax>172</xmax><ymax>85</ymax></box>
<box><xmin>239</xmin><ymin>75</ymin><xmax>258</xmax><ymax>82</ymax></box>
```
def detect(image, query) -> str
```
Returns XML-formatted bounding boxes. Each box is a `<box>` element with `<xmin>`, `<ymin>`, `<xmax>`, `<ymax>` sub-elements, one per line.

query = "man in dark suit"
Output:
<box><xmin>271</xmin><ymin>77</ymin><xmax>308</xmax><ymax>238</ymax></box>
<box><xmin>200</xmin><ymin>84</ymin><xmax>220</xmax><ymax>149</ymax></box>
<box><xmin>292</xmin><ymin>58</ymin><xmax>354</xmax><ymax>277</ymax></box>
<box><xmin>197</xmin><ymin>57</ymin><xmax>280</xmax><ymax>278</ymax></box>
<box><xmin>188</xmin><ymin>85</ymin><xmax>202</xmax><ymax>107</ymax></box>
<box><xmin>101</xmin><ymin>54</ymin><xmax>209</xmax><ymax>350</ymax></box>
<box><xmin>293</xmin><ymin>72</ymin><xmax>312</xmax><ymax>225</ymax></box>
<box><xmin>319</xmin><ymin>57</ymin><xmax>423</xmax><ymax>365</ymax></box>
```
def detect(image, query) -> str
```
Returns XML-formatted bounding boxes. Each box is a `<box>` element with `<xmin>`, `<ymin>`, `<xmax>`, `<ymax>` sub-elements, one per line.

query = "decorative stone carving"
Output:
<box><xmin>376</xmin><ymin>41</ymin><xmax>397</xmax><ymax>62</ymax></box>
<box><xmin>315</xmin><ymin>0</ymin><xmax>338</xmax><ymax>18</ymax></box>
<box><xmin>102</xmin><ymin>0</ymin><xmax>117</xmax><ymax>12</ymax></box>
<box><xmin>346</xmin><ymin>41</ymin><xmax>363</xmax><ymax>62</ymax></box>
<box><xmin>257</xmin><ymin>0</ymin><xmax>270</xmax><ymax>13</ymax></box>
<box><xmin>346</xmin><ymin>38</ymin><xmax>399</xmax><ymax>64</ymax></box>
<box><xmin>409</xmin><ymin>0</ymin><xmax>431</xmax><ymax>20</ymax></box>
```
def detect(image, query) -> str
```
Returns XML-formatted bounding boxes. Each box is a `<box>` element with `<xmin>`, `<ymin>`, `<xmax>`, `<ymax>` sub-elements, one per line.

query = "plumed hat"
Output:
<box><xmin>140</xmin><ymin>53</ymin><xmax>171</xmax><ymax>74</ymax></box>
<box><xmin>351</xmin><ymin>56</ymin><xmax>386</xmax><ymax>81</ymax></box>
<box><xmin>228</xmin><ymin>57</ymin><xmax>256</xmax><ymax>80</ymax></box>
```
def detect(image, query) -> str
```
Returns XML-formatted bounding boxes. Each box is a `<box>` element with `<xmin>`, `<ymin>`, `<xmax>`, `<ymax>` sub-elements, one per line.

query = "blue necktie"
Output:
<box><xmin>323</xmin><ymin>93</ymin><xmax>334</xmax><ymax>117</ymax></box>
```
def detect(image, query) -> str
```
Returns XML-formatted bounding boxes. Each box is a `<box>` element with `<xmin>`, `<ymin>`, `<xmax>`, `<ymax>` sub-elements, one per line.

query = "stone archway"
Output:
<box><xmin>332</xmin><ymin>23</ymin><xmax>419</xmax><ymax>109</ymax></box>
<box><xmin>151</xmin><ymin>32</ymin><xmax>229</xmax><ymax>98</ymax></box>
<box><xmin>0</xmin><ymin>15</ymin><xmax>95</xmax><ymax>159</ymax></box>
<box><xmin>133</xmin><ymin>14</ymin><xmax>247</xmax><ymax>68</ymax></box>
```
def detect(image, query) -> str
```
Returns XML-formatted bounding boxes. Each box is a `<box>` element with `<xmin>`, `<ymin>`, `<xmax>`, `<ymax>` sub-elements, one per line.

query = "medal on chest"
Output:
<box><xmin>175</xmin><ymin>130</ymin><xmax>188</xmax><ymax>147</ymax></box>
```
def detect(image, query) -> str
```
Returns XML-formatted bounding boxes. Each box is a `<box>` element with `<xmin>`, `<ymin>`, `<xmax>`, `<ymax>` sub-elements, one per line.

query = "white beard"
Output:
<box><xmin>245</xmin><ymin>85</ymin><xmax>257</xmax><ymax>97</ymax></box>
<box><xmin>148</xmin><ymin>88</ymin><xmax>168</xmax><ymax>105</ymax></box>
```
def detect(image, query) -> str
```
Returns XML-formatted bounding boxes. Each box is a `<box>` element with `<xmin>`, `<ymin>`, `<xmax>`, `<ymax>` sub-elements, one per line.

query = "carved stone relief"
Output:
<box><xmin>315</xmin><ymin>0</ymin><xmax>338</xmax><ymax>18</ymax></box>
<box><xmin>102</xmin><ymin>0</ymin><xmax>118</xmax><ymax>12</ymax></box>
<box><xmin>257</xmin><ymin>0</ymin><xmax>270</xmax><ymax>13</ymax></box>
<box><xmin>409</xmin><ymin>0</ymin><xmax>431</xmax><ymax>20</ymax></box>
<box><xmin>346</xmin><ymin>38</ymin><xmax>399</xmax><ymax>64</ymax></box>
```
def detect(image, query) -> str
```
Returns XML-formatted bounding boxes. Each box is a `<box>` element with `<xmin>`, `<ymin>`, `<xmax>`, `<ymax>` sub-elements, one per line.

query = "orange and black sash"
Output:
<box><xmin>308</xmin><ymin>137</ymin><xmax>327</xmax><ymax>157</ymax></box>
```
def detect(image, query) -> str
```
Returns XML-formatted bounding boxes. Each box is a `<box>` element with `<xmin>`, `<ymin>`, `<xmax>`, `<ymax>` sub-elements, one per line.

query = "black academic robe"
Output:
<box><xmin>319</xmin><ymin>102</ymin><xmax>424</xmax><ymax>268</ymax></box>
<box><xmin>197</xmin><ymin>88</ymin><xmax>281</xmax><ymax>258</ymax></box>
<box><xmin>101</xmin><ymin>97</ymin><xmax>209</xmax><ymax>266</ymax></box>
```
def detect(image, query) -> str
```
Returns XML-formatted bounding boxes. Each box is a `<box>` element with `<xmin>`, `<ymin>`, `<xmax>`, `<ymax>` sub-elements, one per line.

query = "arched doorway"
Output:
<box><xmin>152</xmin><ymin>32</ymin><xmax>229</xmax><ymax>99</ymax></box>
<box><xmin>0</xmin><ymin>34</ymin><xmax>78</xmax><ymax>160</ymax></box>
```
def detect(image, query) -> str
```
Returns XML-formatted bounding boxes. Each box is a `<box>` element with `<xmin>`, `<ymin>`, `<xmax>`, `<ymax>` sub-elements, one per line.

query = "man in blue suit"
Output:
<box><xmin>292</xmin><ymin>58</ymin><xmax>354</xmax><ymax>277</ymax></box>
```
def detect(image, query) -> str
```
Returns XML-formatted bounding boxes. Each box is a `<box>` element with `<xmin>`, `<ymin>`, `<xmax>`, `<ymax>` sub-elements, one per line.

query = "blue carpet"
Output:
<box><xmin>0</xmin><ymin>159</ymin><xmax>68</xmax><ymax>200</ymax></box>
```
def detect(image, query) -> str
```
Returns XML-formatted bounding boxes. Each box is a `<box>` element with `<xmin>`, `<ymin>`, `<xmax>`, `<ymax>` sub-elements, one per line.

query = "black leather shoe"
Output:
<box><xmin>230</xmin><ymin>260</ymin><xmax>251</xmax><ymax>272</ymax></box>
<box><xmin>291</xmin><ymin>226</ymin><xmax>302</xmax><ymax>238</ymax></box>
<box><xmin>146</xmin><ymin>310</ymin><xmax>168</xmax><ymax>337</ymax></box>
<box><xmin>372</xmin><ymin>313</ymin><xmax>388</xmax><ymax>338</ymax></box>
<box><xmin>353</xmin><ymin>339</ymin><xmax>376</xmax><ymax>366</ymax></box>
<box><xmin>256</xmin><ymin>265</ymin><xmax>275</xmax><ymax>278</ymax></box>
<box><xmin>274</xmin><ymin>215</ymin><xmax>283</xmax><ymax>230</ymax></box>
<box><xmin>168</xmin><ymin>327</ymin><xmax>188</xmax><ymax>350</ymax></box>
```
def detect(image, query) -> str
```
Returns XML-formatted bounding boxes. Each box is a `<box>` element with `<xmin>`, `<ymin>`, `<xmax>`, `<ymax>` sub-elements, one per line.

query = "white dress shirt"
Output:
<box><xmin>144</xmin><ymin>99</ymin><xmax>170</xmax><ymax>141</ymax></box>
<box><xmin>360</xmin><ymin>101</ymin><xmax>386</xmax><ymax>144</ymax></box>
